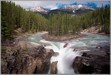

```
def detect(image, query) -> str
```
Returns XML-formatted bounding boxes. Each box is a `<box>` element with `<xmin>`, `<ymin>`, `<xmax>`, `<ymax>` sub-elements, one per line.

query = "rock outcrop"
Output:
<box><xmin>1</xmin><ymin>46</ymin><xmax>53</xmax><ymax>74</ymax></box>
<box><xmin>73</xmin><ymin>48</ymin><xmax>110</xmax><ymax>74</ymax></box>
<box><xmin>81</xmin><ymin>25</ymin><xmax>103</xmax><ymax>34</ymax></box>
<box><xmin>50</xmin><ymin>61</ymin><xmax>58</xmax><ymax>74</ymax></box>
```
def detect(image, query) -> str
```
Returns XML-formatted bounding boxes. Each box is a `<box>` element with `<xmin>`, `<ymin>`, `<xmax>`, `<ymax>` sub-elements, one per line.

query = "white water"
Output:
<box><xmin>40</xmin><ymin>39</ymin><xmax>90</xmax><ymax>74</ymax></box>
<box><xmin>28</xmin><ymin>32</ymin><xmax>110</xmax><ymax>74</ymax></box>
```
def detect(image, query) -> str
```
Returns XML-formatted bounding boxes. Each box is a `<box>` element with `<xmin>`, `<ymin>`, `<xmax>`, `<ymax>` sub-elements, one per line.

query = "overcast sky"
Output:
<box><xmin>12</xmin><ymin>1</ymin><xmax>110</xmax><ymax>9</ymax></box>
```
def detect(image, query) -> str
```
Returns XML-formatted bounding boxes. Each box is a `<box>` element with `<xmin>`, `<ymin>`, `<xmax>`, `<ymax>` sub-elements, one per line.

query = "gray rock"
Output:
<box><xmin>1</xmin><ymin>46</ymin><xmax>54</xmax><ymax>74</ymax></box>
<box><xmin>73</xmin><ymin>49</ymin><xmax>110</xmax><ymax>74</ymax></box>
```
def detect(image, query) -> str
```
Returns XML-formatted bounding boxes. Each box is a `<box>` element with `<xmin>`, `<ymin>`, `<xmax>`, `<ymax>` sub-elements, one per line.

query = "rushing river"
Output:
<box><xmin>28</xmin><ymin>32</ymin><xmax>110</xmax><ymax>74</ymax></box>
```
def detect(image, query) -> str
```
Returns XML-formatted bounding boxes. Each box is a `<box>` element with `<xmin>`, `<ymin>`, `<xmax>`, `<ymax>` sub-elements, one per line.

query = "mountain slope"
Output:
<box><xmin>28</xmin><ymin>7</ymin><xmax>49</xmax><ymax>14</ymax></box>
<box><xmin>49</xmin><ymin>4</ymin><xmax>95</xmax><ymax>14</ymax></box>
<box><xmin>27</xmin><ymin>4</ymin><xmax>95</xmax><ymax>15</ymax></box>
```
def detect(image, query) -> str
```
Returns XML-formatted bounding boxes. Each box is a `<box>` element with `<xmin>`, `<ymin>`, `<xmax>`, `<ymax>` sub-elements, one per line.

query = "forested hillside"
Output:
<box><xmin>1</xmin><ymin>1</ymin><xmax>48</xmax><ymax>42</ymax></box>
<box><xmin>1</xmin><ymin>1</ymin><xmax>110</xmax><ymax>42</ymax></box>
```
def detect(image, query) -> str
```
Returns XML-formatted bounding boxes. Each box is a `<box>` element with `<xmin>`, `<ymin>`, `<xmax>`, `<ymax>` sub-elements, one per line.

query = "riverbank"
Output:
<box><xmin>42</xmin><ymin>32</ymin><xmax>109</xmax><ymax>42</ymax></box>
<box><xmin>42</xmin><ymin>33</ymin><xmax>86</xmax><ymax>41</ymax></box>
<box><xmin>42</xmin><ymin>25</ymin><xmax>109</xmax><ymax>41</ymax></box>
<box><xmin>81</xmin><ymin>25</ymin><xmax>110</xmax><ymax>36</ymax></box>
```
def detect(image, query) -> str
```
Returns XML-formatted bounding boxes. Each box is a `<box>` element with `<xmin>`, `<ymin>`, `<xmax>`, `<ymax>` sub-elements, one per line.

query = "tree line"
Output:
<box><xmin>1</xmin><ymin>1</ymin><xmax>110</xmax><ymax>42</ymax></box>
<box><xmin>48</xmin><ymin>5</ymin><xmax>110</xmax><ymax>35</ymax></box>
<box><xmin>1</xmin><ymin>1</ymin><xmax>48</xmax><ymax>41</ymax></box>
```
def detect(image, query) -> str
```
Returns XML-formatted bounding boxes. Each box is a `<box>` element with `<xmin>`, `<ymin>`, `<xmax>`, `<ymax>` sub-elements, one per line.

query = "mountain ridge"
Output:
<box><xmin>26</xmin><ymin>4</ymin><xmax>96</xmax><ymax>15</ymax></box>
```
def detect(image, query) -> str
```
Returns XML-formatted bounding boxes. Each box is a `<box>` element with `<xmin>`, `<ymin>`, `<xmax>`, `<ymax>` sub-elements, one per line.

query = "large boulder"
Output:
<box><xmin>73</xmin><ymin>49</ymin><xmax>110</xmax><ymax>74</ymax></box>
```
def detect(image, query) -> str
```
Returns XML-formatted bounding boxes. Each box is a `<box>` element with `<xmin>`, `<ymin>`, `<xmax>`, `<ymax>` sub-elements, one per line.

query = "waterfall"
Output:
<box><xmin>40</xmin><ymin>39</ymin><xmax>89</xmax><ymax>74</ymax></box>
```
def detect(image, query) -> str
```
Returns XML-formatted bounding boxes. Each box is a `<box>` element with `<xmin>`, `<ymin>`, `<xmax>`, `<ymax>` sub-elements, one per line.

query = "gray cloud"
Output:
<box><xmin>12</xmin><ymin>1</ymin><xmax>73</xmax><ymax>9</ymax></box>
<box><xmin>12</xmin><ymin>1</ymin><xmax>110</xmax><ymax>9</ymax></box>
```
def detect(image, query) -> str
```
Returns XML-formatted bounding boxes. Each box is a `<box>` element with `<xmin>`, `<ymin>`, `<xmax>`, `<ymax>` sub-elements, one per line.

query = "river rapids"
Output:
<box><xmin>28</xmin><ymin>32</ymin><xmax>110</xmax><ymax>74</ymax></box>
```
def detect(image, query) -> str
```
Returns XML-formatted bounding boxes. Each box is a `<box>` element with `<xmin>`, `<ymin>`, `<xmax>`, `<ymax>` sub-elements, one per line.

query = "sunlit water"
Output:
<box><xmin>28</xmin><ymin>32</ymin><xmax>110</xmax><ymax>74</ymax></box>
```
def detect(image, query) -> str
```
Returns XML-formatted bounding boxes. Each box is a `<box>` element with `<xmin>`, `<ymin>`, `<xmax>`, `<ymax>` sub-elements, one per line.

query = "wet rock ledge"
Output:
<box><xmin>73</xmin><ymin>47</ymin><xmax>110</xmax><ymax>74</ymax></box>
